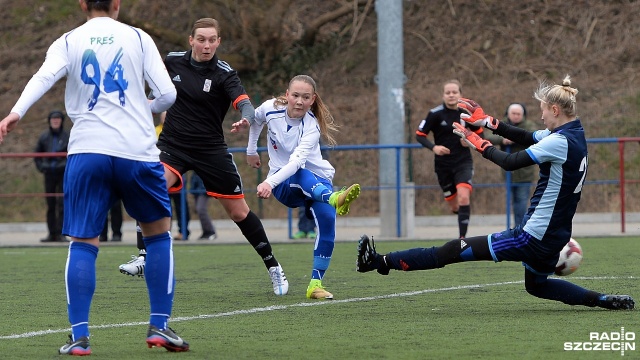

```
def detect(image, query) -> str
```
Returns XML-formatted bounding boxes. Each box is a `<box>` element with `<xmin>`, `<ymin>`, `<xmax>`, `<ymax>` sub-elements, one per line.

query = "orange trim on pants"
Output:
<box><xmin>162</xmin><ymin>163</ymin><xmax>183</xmax><ymax>193</ymax></box>
<box><xmin>206</xmin><ymin>191</ymin><xmax>244</xmax><ymax>199</ymax></box>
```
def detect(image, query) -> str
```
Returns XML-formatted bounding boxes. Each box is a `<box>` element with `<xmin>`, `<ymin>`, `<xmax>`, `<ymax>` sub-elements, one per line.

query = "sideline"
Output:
<box><xmin>1</xmin><ymin>276</ymin><xmax>635</xmax><ymax>340</ymax></box>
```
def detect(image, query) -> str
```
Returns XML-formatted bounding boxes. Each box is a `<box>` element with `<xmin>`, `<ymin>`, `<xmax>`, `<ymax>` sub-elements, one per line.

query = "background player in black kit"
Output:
<box><xmin>118</xmin><ymin>17</ymin><xmax>288</xmax><ymax>296</ymax></box>
<box><xmin>415</xmin><ymin>79</ymin><xmax>483</xmax><ymax>239</ymax></box>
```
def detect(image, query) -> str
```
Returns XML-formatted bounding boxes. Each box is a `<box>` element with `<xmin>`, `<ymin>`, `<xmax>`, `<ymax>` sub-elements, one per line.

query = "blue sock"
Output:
<box><xmin>311</xmin><ymin>184</ymin><xmax>332</xmax><ymax>203</ymax></box>
<box><xmin>66</xmin><ymin>242</ymin><xmax>98</xmax><ymax>340</ymax></box>
<box><xmin>311</xmin><ymin>204</ymin><xmax>335</xmax><ymax>280</ymax></box>
<box><xmin>143</xmin><ymin>232</ymin><xmax>174</xmax><ymax>330</ymax></box>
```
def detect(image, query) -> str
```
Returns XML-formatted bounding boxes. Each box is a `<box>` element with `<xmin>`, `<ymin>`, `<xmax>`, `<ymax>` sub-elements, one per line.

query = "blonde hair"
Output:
<box><xmin>533</xmin><ymin>75</ymin><xmax>579</xmax><ymax>117</ymax></box>
<box><xmin>191</xmin><ymin>18</ymin><xmax>220</xmax><ymax>37</ymax></box>
<box><xmin>274</xmin><ymin>75</ymin><xmax>338</xmax><ymax>146</ymax></box>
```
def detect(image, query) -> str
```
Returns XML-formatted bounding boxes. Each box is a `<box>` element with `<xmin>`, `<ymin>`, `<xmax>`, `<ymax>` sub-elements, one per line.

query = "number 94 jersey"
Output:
<box><xmin>38</xmin><ymin>17</ymin><xmax>174</xmax><ymax>161</ymax></box>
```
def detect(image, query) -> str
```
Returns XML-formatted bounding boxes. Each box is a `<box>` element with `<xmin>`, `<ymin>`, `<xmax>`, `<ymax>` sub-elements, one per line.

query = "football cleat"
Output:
<box><xmin>268</xmin><ymin>265</ymin><xmax>289</xmax><ymax>295</ymax></box>
<box><xmin>146</xmin><ymin>325</ymin><xmax>189</xmax><ymax>352</ymax></box>
<box><xmin>59</xmin><ymin>335</ymin><xmax>91</xmax><ymax>356</ymax></box>
<box><xmin>599</xmin><ymin>295</ymin><xmax>635</xmax><ymax>310</ymax></box>
<box><xmin>306</xmin><ymin>279</ymin><xmax>334</xmax><ymax>300</ymax></box>
<box><xmin>292</xmin><ymin>231</ymin><xmax>307</xmax><ymax>239</ymax></box>
<box><xmin>328</xmin><ymin>184</ymin><xmax>361</xmax><ymax>216</ymax></box>
<box><xmin>119</xmin><ymin>255</ymin><xmax>145</xmax><ymax>277</ymax></box>
<box><xmin>357</xmin><ymin>234</ymin><xmax>389</xmax><ymax>275</ymax></box>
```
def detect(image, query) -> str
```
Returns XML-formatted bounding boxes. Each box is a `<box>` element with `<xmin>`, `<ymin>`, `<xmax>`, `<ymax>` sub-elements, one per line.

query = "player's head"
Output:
<box><xmin>534</xmin><ymin>75</ymin><xmax>578</xmax><ymax>130</ymax></box>
<box><xmin>81</xmin><ymin>0</ymin><xmax>119</xmax><ymax>19</ymax></box>
<box><xmin>505</xmin><ymin>103</ymin><xmax>526</xmax><ymax>124</ymax></box>
<box><xmin>442</xmin><ymin>80</ymin><xmax>462</xmax><ymax>110</ymax></box>
<box><xmin>189</xmin><ymin>18</ymin><xmax>221</xmax><ymax>62</ymax></box>
<box><xmin>276</xmin><ymin>75</ymin><xmax>338</xmax><ymax>146</ymax></box>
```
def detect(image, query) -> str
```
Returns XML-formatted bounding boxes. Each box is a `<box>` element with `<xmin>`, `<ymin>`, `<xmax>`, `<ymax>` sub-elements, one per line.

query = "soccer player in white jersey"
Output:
<box><xmin>232</xmin><ymin>75</ymin><xmax>361</xmax><ymax>300</ymax></box>
<box><xmin>0</xmin><ymin>0</ymin><xmax>190</xmax><ymax>354</ymax></box>
<box><xmin>357</xmin><ymin>76</ymin><xmax>634</xmax><ymax>311</ymax></box>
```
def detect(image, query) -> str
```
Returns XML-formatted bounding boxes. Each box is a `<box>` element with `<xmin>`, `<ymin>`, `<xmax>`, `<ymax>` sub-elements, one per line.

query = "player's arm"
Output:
<box><xmin>491</xmin><ymin>122</ymin><xmax>536</xmax><ymax>147</ymax></box>
<box><xmin>453</xmin><ymin>121</ymin><xmax>536</xmax><ymax>171</ymax></box>
<box><xmin>482</xmin><ymin>147</ymin><xmax>536</xmax><ymax>171</ymax></box>
<box><xmin>415</xmin><ymin>115</ymin><xmax>435</xmax><ymax>150</ymax></box>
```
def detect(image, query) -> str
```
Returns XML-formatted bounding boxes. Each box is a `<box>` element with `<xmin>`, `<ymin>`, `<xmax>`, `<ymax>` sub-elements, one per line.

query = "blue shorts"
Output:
<box><xmin>63</xmin><ymin>154</ymin><xmax>171</xmax><ymax>238</ymax></box>
<box><xmin>488</xmin><ymin>227</ymin><xmax>561</xmax><ymax>276</ymax></box>
<box><xmin>272</xmin><ymin>170</ymin><xmax>332</xmax><ymax>208</ymax></box>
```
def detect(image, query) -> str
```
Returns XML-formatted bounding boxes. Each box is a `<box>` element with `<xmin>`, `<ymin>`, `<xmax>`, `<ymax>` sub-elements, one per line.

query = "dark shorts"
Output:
<box><xmin>157</xmin><ymin>143</ymin><xmax>244</xmax><ymax>199</ymax></box>
<box><xmin>435</xmin><ymin>161</ymin><xmax>474</xmax><ymax>199</ymax></box>
<box><xmin>488</xmin><ymin>227</ymin><xmax>561</xmax><ymax>275</ymax></box>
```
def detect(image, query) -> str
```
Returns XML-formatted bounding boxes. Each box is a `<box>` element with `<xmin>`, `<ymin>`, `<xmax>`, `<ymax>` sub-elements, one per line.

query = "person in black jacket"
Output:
<box><xmin>34</xmin><ymin>110</ymin><xmax>70</xmax><ymax>242</ymax></box>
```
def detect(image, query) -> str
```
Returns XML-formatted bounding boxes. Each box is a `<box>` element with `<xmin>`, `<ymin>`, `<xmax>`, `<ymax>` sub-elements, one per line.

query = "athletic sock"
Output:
<box><xmin>385</xmin><ymin>247</ymin><xmax>441</xmax><ymax>271</ymax></box>
<box><xmin>235</xmin><ymin>211</ymin><xmax>279</xmax><ymax>268</ymax></box>
<box><xmin>143</xmin><ymin>232</ymin><xmax>174</xmax><ymax>330</ymax></box>
<box><xmin>458</xmin><ymin>205</ymin><xmax>470</xmax><ymax>238</ymax></box>
<box><xmin>66</xmin><ymin>241</ymin><xmax>98</xmax><ymax>340</ymax></box>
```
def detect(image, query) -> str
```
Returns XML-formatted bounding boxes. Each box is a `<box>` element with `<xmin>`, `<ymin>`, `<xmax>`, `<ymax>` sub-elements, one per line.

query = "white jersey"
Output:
<box><xmin>248</xmin><ymin>99</ymin><xmax>335</xmax><ymax>188</ymax></box>
<box><xmin>11</xmin><ymin>17</ymin><xmax>176</xmax><ymax>161</ymax></box>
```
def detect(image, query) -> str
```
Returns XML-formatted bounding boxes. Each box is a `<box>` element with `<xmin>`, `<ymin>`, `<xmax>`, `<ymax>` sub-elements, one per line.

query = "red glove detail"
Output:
<box><xmin>457</xmin><ymin>98</ymin><xmax>499</xmax><ymax>130</ymax></box>
<box><xmin>452</xmin><ymin>122</ymin><xmax>492</xmax><ymax>153</ymax></box>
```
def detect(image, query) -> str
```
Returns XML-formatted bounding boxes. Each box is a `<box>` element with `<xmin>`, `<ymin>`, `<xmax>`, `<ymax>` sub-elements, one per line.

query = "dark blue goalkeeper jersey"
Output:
<box><xmin>523</xmin><ymin>119</ymin><xmax>588</xmax><ymax>247</ymax></box>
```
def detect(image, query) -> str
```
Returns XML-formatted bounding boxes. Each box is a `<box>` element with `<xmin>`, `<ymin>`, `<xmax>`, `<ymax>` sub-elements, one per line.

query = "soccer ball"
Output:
<box><xmin>555</xmin><ymin>238</ymin><xmax>583</xmax><ymax>276</ymax></box>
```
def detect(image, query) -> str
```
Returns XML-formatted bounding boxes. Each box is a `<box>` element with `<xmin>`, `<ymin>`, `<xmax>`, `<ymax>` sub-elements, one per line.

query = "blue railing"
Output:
<box><xmin>173</xmin><ymin>137</ymin><xmax>633</xmax><ymax>238</ymax></box>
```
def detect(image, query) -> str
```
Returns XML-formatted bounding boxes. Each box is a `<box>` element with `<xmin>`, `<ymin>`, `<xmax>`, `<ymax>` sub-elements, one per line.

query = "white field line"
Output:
<box><xmin>0</xmin><ymin>276</ymin><xmax>635</xmax><ymax>340</ymax></box>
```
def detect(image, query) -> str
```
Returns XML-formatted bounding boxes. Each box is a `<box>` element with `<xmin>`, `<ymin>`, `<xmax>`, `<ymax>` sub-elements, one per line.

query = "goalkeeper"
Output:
<box><xmin>357</xmin><ymin>75</ymin><xmax>634</xmax><ymax>310</ymax></box>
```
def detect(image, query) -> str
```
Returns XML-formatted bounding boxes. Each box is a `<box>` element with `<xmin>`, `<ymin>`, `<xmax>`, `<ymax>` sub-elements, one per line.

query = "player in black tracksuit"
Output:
<box><xmin>119</xmin><ymin>18</ymin><xmax>288</xmax><ymax>295</ymax></box>
<box><xmin>416</xmin><ymin>80</ymin><xmax>483</xmax><ymax>239</ymax></box>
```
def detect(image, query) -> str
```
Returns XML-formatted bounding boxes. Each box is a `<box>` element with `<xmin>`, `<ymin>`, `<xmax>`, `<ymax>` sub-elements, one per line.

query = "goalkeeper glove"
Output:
<box><xmin>452</xmin><ymin>122</ymin><xmax>493</xmax><ymax>153</ymax></box>
<box><xmin>457</xmin><ymin>98</ymin><xmax>499</xmax><ymax>130</ymax></box>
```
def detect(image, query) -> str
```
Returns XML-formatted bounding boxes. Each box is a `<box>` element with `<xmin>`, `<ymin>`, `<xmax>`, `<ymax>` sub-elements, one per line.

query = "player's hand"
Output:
<box><xmin>452</xmin><ymin>122</ymin><xmax>492</xmax><ymax>153</ymax></box>
<box><xmin>247</xmin><ymin>154</ymin><xmax>261</xmax><ymax>168</ymax></box>
<box><xmin>230</xmin><ymin>118</ymin><xmax>250</xmax><ymax>133</ymax></box>
<box><xmin>433</xmin><ymin>145</ymin><xmax>450</xmax><ymax>156</ymax></box>
<box><xmin>0</xmin><ymin>113</ymin><xmax>20</xmax><ymax>144</ymax></box>
<box><xmin>457</xmin><ymin>98</ymin><xmax>499</xmax><ymax>130</ymax></box>
<box><xmin>256</xmin><ymin>182</ymin><xmax>272</xmax><ymax>199</ymax></box>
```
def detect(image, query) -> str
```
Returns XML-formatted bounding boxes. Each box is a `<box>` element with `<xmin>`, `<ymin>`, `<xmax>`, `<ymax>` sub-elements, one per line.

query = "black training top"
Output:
<box><xmin>416</xmin><ymin>103</ymin><xmax>483</xmax><ymax>168</ymax></box>
<box><xmin>159</xmin><ymin>50</ymin><xmax>249</xmax><ymax>153</ymax></box>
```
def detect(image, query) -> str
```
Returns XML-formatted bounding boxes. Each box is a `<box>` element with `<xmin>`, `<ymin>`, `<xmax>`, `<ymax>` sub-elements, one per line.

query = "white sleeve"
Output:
<box><xmin>11</xmin><ymin>37</ymin><xmax>69</xmax><ymax>118</ymax></box>
<box><xmin>247</xmin><ymin>103</ymin><xmax>267</xmax><ymax>155</ymax></box>
<box><xmin>264</xmin><ymin>161</ymin><xmax>300</xmax><ymax>188</ymax></box>
<box><xmin>141</xmin><ymin>31</ymin><xmax>176</xmax><ymax>113</ymax></box>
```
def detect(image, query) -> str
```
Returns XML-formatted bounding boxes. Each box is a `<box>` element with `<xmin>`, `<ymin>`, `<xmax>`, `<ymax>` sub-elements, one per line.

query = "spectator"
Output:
<box><xmin>169</xmin><ymin>189</ymin><xmax>190</xmax><ymax>240</ymax></box>
<box><xmin>190</xmin><ymin>172</ymin><xmax>217</xmax><ymax>240</ymax></box>
<box><xmin>99</xmin><ymin>199</ymin><xmax>123</xmax><ymax>242</ymax></box>
<box><xmin>486</xmin><ymin>103</ymin><xmax>539</xmax><ymax>226</ymax></box>
<box><xmin>34</xmin><ymin>110</ymin><xmax>69</xmax><ymax>243</ymax></box>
